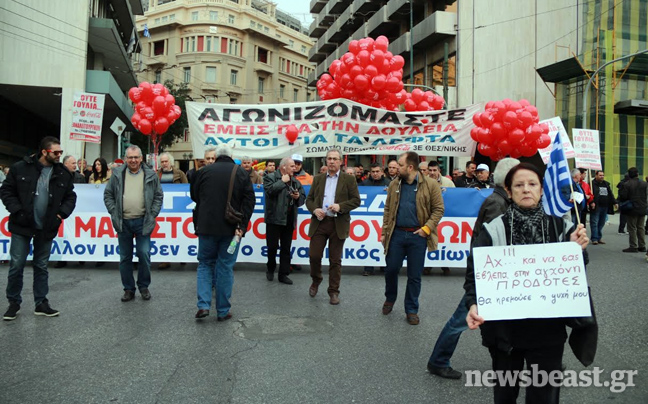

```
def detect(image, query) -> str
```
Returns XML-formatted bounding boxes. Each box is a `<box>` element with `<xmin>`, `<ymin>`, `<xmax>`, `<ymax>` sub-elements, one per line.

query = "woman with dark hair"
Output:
<box><xmin>464</xmin><ymin>162</ymin><xmax>590</xmax><ymax>404</ymax></box>
<box><xmin>88</xmin><ymin>157</ymin><xmax>111</xmax><ymax>184</ymax></box>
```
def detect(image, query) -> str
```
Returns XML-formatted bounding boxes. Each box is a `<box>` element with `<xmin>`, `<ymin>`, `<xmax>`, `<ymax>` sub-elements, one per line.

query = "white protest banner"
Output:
<box><xmin>186</xmin><ymin>99</ymin><xmax>480</xmax><ymax>159</ymax></box>
<box><xmin>572</xmin><ymin>128</ymin><xmax>602</xmax><ymax>170</ymax></box>
<box><xmin>538</xmin><ymin>117</ymin><xmax>575</xmax><ymax>163</ymax></box>
<box><xmin>70</xmin><ymin>91</ymin><xmax>105</xmax><ymax>143</ymax></box>
<box><xmin>472</xmin><ymin>242</ymin><xmax>591</xmax><ymax>321</ymax></box>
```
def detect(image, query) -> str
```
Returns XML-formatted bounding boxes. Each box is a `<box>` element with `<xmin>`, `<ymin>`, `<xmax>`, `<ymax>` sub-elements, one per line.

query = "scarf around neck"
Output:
<box><xmin>505</xmin><ymin>203</ymin><xmax>549</xmax><ymax>245</ymax></box>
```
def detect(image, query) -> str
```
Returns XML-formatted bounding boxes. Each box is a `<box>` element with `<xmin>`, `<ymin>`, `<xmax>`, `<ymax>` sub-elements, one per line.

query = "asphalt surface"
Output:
<box><xmin>0</xmin><ymin>216</ymin><xmax>646</xmax><ymax>404</ymax></box>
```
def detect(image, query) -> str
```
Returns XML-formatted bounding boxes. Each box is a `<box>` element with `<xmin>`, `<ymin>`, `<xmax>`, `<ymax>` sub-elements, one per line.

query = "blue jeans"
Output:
<box><xmin>589</xmin><ymin>208</ymin><xmax>608</xmax><ymax>242</ymax></box>
<box><xmin>428</xmin><ymin>294</ymin><xmax>469</xmax><ymax>368</ymax></box>
<box><xmin>384</xmin><ymin>229</ymin><xmax>427</xmax><ymax>313</ymax></box>
<box><xmin>6</xmin><ymin>233</ymin><xmax>53</xmax><ymax>306</ymax></box>
<box><xmin>197</xmin><ymin>235</ymin><xmax>237</xmax><ymax>317</ymax></box>
<box><xmin>117</xmin><ymin>217</ymin><xmax>151</xmax><ymax>292</ymax></box>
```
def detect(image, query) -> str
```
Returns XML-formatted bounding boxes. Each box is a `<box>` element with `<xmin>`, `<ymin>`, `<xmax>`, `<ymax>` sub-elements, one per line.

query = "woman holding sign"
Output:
<box><xmin>464</xmin><ymin>163</ymin><xmax>589</xmax><ymax>404</ymax></box>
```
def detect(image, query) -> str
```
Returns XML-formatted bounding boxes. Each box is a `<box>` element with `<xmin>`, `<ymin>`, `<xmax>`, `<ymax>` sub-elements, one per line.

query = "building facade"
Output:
<box><xmin>0</xmin><ymin>0</ymin><xmax>142</xmax><ymax>166</ymax></box>
<box><xmin>135</xmin><ymin>0</ymin><xmax>316</xmax><ymax>166</ymax></box>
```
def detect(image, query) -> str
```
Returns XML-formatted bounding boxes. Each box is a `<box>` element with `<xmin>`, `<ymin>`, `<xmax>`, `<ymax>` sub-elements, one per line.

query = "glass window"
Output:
<box><xmin>190</xmin><ymin>36</ymin><xmax>195</xmax><ymax>52</ymax></box>
<box><xmin>230</xmin><ymin>70</ymin><xmax>238</xmax><ymax>85</ymax></box>
<box><xmin>206</xmin><ymin>67</ymin><xmax>217</xmax><ymax>83</ymax></box>
<box><xmin>154</xmin><ymin>18</ymin><xmax>160</xmax><ymax>24</ymax></box>
<box><xmin>289</xmin><ymin>40</ymin><xmax>294</xmax><ymax>48</ymax></box>
<box><xmin>183</xmin><ymin>67</ymin><xmax>191</xmax><ymax>83</ymax></box>
<box><xmin>169</xmin><ymin>14</ymin><xmax>175</xmax><ymax>21</ymax></box>
<box><xmin>264</xmin><ymin>26</ymin><xmax>269</xmax><ymax>33</ymax></box>
<box><xmin>279</xmin><ymin>84</ymin><xmax>285</xmax><ymax>98</ymax></box>
<box><xmin>258</xmin><ymin>77</ymin><xmax>264</xmax><ymax>94</ymax></box>
<box><xmin>257</xmin><ymin>47</ymin><xmax>268</xmax><ymax>63</ymax></box>
<box><xmin>250</xmin><ymin>21</ymin><xmax>256</xmax><ymax>28</ymax></box>
<box><xmin>210</xmin><ymin>11</ymin><xmax>218</xmax><ymax>21</ymax></box>
<box><xmin>301</xmin><ymin>45</ymin><xmax>306</xmax><ymax>53</ymax></box>
<box><xmin>153</xmin><ymin>40</ymin><xmax>164</xmax><ymax>56</ymax></box>
<box><xmin>206</xmin><ymin>36</ymin><xmax>211</xmax><ymax>51</ymax></box>
<box><xmin>191</xmin><ymin>11</ymin><xmax>198</xmax><ymax>21</ymax></box>
<box><xmin>293</xmin><ymin>88</ymin><xmax>298</xmax><ymax>102</ymax></box>
<box><xmin>155</xmin><ymin>71</ymin><xmax>161</xmax><ymax>84</ymax></box>
<box><xmin>161</xmin><ymin>16</ymin><xmax>168</xmax><ymax>22</ymax></box>
<box><xmin>228</xmin><ymin>14</ymin><xmax>235</xmax><ymax>24</ymax></box>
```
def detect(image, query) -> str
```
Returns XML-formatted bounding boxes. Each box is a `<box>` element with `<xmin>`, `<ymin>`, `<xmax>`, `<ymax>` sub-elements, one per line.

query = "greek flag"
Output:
<box><xmin>542</xmin><ymin>131</ymin><xmax>573</xmax><ymax>216</ymax></box>
<box><xmin>143</xmin><ymin>24</ymin><xmax>151</xmax><ymax>38</ymax></box>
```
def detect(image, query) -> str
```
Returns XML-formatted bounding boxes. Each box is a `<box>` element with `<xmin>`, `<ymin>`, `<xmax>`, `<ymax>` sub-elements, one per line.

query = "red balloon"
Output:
<box><xmin>138</xmin><ymin>119</ymin><xmax>152</xmax><ymax>135</ymax></box>
<box><xmin>480</xmin><ymin>111</ymin><xmax>495</xmax><ymax>128</ymax></box>
<box><xmin>518</xmin><ymin>111</ymin><xmax>534</xmax><ymax>127</ymax></box>
<box><xmin>285</xmin><ymin>125</ymin><xmax>299</xmax><ymax>143</ymax></box>
<box><xmin>417</xmin><ymin>101</ymin><xmax>430</xmax><ymax>111</ymax></box>
<box><xmin>392</xmin><ymin>90</ymin><xmax>407</xmax><ymax>104</ymax></box>
<box><xmin>371</xmin><ymin>75</ymin><xmax>387</xmax><ymax>91</ymax></box>
<box><xmin>490</xmin><ymin>122</ymin><xmax>507</xmax><ymax>140</ymax></box>
<box><xmin>152</xmin><ymin>96</ymin><xmax>167</xmax><ymax>115</ymax></box>
<box><xmin>364</xmin><ymin>64</ymin><xmax>378</xmax><ymax>77</ymax></box>
<box><xmin>365</xmin><ymin>88</ymin><xmax>378</xmax><ymax>100</ymax></box>
<box><xmin>508</xmin><ymin>128</ymin><xmax>525</xmax><ymax>144</ymax></box>
<box><xmin>329</xmin><ymin>60</ymin><xmax>342</xmax><ymax>76</ymax></box>
<box><xmin>379</xmin><ymin>59</ymin><xmax>391</xmax><ymax>75</ymax></box>
<box><xmin>375</xmin><ymin>35</ymin><xmax>389</xmax><ymax>52</ymax></box>
<box><xmin>165</xmin><ymin>94</ymin><xmax>175</xmax><ymax>106</ymax></box>
<box><xmin>370</xmin><ymin>50</ymin><xmax>385</xmax><ymax>66</ymax></box>
<box><xmin>136</xmin><ymin>101</ymin><xmax>147</xmax><ymax>115</ymax></box>
<box><xmin>502</xmin><ymin>98</ymin><xmax>513</xmax><ymax>106</ymax></box>
<box><xmin>508</xmin><ymin>101</ymin><xmax>522</xmax><ymax>112</ymax></box>
<box><xmin>411</xmin><ymin>88</ymin><xmax>424</xmax><ymax>103</ymax></box>
<box><xmin>525</xmin><ymin>105</ymin><xmax>539</xmax><ymax>117</ymax></box>
<box><xmin>478</xmin><ymin>128</ymin><xmax>493</xmax><ymax>144</ymax></box>
<box><xmin>492</xmin><ymin>101</ymin><xmax>507</xmax><ymax>120</ymax></box>
<box><xmin>342</xmin><ymin>89</ymin><xmax>355</xmax><ymax>99</ymax></box>
<box><xmin>342</xmin><ymin>52</ymin><xmax>356</xmax><ymax>65</ymax></box>
<box><xmin>356</xmin><ymin>50</ymin><xmax>370</xmax><ymax>67</ymax></box>
<box><xmin>152</xmin><ymin>83</ymin><xmax>165</xmax><ymax>97</ymax></box>
<box><xmin>166</xmin><ymin>110</ymin><xmax>177</xmax><ymax>123</ymax></box>
<box><xmin>431</xmin><ymin>96</ymin><xmax>444</xmax><ymax>110</ymax></box>
<box><xmin>470</xmin><ymin>127</ymin><xmax>480</xmax><ymax>142</ymax></box>
<box><xmin>404</xmin><ymin>99</ymin><xmax>417</xmax><ymax>111</ymax></box>
<box><xmin>540</xmin><ymin>123</ymin><xmax>550</xmax><ymax>134</ymax></box>
<box><xmin>391</xmin><ymin>70</ymin><xmax>403</xmax><ymax>80</ymax></box>
<box><xmin>354</xmin><ymin>74</ymin><xmax>370</xmax><ymax>90</ymax></box>
<box><xmin>472</xmin><ymin>112</ymin><xmax>482</xmax><ymax>127</ymax></box>
<box><xmin>339</xmin><ymin>74</ymin><xmax>352</xmax><ymax>88</ymax></box>
<box><xmin>503</xmin><ymin>111</ymin><xmax>519</xmax><ymax>128</ymax></box>
<box><xmin>509</xmin><ymin>148</ymin><xmax>522</xmax><ymax>159</ymax></box>
<box><xmin>139</xmin><ymin>82</ymin><xmax>153</xmax><ymax>103</ymax></box>
<box><xmin>498</xmin><ymin>139</ymin><xmax>513</xmax><ymax>154</ymax></box>
<box><xmin>131</xmin><ymin>113</ymin><xmax>142</xmax><ymax>126</ymax></box>
<box><xmin>128</xmin><ymin>87</ymin><xmax>142</xmax><ymax>103</ymax></box>
<box><xmin>519</xmin><ymin>99</ymin><xmax>531</xmax><ymax>107</ymax></box>
<box><xmin>478</xmin><ymin>142</ymin><xmax>494</xmax><ymax>157</ymax></box>
<box><xmin>348</xmin><ymin>40</ymin><xmax>360</xmax><ymax>54</ymax></box>
<box><xmin>359</xmin><ymin>37</ymin><xmax>374</xmax><ymax>51</ymax></box>
<box><xmin>485</xmin><ymin>101</ymin><xmax>495</xmax><ymax>110</ymax></box>
<box><xmin>154</xmin><ymin>117</ymin><xmax>170</xmax><ymax>134</ymax></box>
<box><xmin>520</xmin><ymin>144</ymin><xmax>537</xmax><ymax>157</ymax></box>
<box><xmin>390</xmin><ymin>55</ymin><xmax>405</xmax><ymax>70</ymax></box>
<box><xmin>143</xmin><ymin>107</ymin><xmax>155</xmax><ymax>121</ymax></box>
<box><xmin>525</xmin><ymin>124</ymin><xmax>543</xmax><ymax>142</ymax></box>
<box><xmin>173</xmin><ymin>105</ymin><xmax>181</xmax><ymax>116</ymax></box>
<box><xmin>349</xmin><ymin>65</ymin><xmax>363</xmax><ymax>78</ymax></box>
<box><xmin>537</xmin><ymin>134</ymin><xmax>551</xmax><ymax>148</ymax></box>
<box><xmin>385</xmin><ymin>76</ymin><xmax>402</xmax><ymax>92</ymax></box>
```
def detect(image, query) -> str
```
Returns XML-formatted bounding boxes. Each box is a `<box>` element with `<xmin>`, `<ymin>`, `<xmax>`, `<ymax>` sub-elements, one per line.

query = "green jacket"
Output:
<box><xmin>263</xmin><ymin>171</ymin><xmax>305</xmax><ymax>227</ymax></box>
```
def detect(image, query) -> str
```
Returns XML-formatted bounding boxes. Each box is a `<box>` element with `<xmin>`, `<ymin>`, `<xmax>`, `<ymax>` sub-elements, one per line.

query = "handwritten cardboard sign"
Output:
<box><xmin>572</xmin><ymin>128</ymin><xmax>602</xmax><ymax>170</ymax></box>
<box><xmin>472</xmin><ymin>242</ymin><xmax>591</xmax><ymax>321</ymax></box>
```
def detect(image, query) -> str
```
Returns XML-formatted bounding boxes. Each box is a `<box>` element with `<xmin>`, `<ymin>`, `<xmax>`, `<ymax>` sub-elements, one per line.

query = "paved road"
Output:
<box><xmin>1</xmin><ymin>217</ymin><xmax>646</xmax><ymax>403</ymax></box>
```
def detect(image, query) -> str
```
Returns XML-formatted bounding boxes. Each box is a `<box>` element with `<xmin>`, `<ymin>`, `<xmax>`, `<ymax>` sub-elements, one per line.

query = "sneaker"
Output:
<box><xmin>427</xmin><ymin>363</ymin><xmax>462</xmax><ymax>379</ymax></box>
<box><xmin>217</xmin><ymin>313</ymin><xmax>232</xmax><ymax>322</ymax></box>
<box><xmin>34</xmin><ymin>301</ymin><xmax>59</xmax><ymax>317</ymax></box>
<box><xmin>121</xmin><ymin>290</ymin><xmax>135</xmax><ymax>302</ymax></box>
<box><xmin>639</xmin><ymin>247</ymin><xmax>647</xmax><ymax>252</ymax></box>
<box><xmin>195</xmin><ymin>309</ymin><xmax>209</xmax><ymax>319</ymax></box>
<box><xmin>623</xmin><ymin>247</ymin><xmax>638</xmax><ymax>253</ymax></box>
<box><xmin>3</xmin><ymin>302</ymin><xmax>20</xmax><ymax>321</ymax></box>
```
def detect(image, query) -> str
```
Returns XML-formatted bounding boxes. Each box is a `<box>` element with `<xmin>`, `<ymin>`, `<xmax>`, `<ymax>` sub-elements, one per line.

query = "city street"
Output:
<box><xmin>1</xmin><ymin>217</ymin><xmax>646</xmax><ymax>403</ymax></box>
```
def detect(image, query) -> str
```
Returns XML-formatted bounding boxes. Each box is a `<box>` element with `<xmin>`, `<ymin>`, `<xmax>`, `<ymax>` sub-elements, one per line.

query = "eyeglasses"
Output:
<box><xmin>126</xmin><ymin>156</ymin><xmax>141</xmax><ymax>160</ymax></box>
<box><xmin>47</xmin><ymin>150</ymin><xmax>64</xmax><ymax>156</ymax></box>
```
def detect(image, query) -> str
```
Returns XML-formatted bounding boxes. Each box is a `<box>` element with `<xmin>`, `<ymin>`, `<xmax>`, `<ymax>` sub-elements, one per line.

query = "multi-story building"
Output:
<box><xmin>135</xmin><ymin>0</ymin><xmax>316</xmax><ymax>167</ymax></box>
<box><xmin>0</xmin><ymin>0</ymin><xmax>143</xmax><ymax>166</ymax></box>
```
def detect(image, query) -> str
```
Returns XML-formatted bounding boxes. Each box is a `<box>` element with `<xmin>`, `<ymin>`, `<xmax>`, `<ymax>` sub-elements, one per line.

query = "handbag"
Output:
<box><xmin>566</xmin><ymin>287</ymin><xmax>598</xmax><ymax>366</ymax></box>
<box><xmin>618</xmin><ymin>200</ymin><xmax>633</xmax><ymax>212</ymax></box>
<box><xmin>224</xmin><ymin>166</ymin><xmax>244</xmax><ymax>226</ymax></box>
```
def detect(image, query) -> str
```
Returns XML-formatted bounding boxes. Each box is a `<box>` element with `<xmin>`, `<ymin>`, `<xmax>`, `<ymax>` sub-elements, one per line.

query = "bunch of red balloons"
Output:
<box><xmin>471</xmin><ymin>99</ymin><xmax>551</xmax><ymax>161</ymax></box>
<box><xmin>316</xmin><ymin>36</ymin><xmax>444</xmax><ymax>111</ymax></box>
<box><xmin>128</xmin><ymin>82</ymin><xmax>181</xmax><ymax>136</ymax></box>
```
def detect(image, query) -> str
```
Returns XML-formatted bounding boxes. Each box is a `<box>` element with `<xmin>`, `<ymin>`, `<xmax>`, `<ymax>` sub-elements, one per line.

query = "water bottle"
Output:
<box><xmin>324</xmin><ymin>204</ymin><xmax>337</xmax><ymax>218</ymax></box>
<box><xmin>227</xmin><ymin>234</ymin><xmax>241</xmax><ymax>254</ymax></box>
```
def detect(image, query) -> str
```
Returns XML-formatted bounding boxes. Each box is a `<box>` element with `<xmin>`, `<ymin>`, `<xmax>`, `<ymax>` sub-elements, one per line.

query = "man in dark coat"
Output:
<box><xmin>618</xmin><ymin>167</ymin><xmax>648</xmax><ymax>253</ymax></box>
<box><xmin>360</xmin><ymin>163</ymin><xmax>389</xmax><ymax>276</ymax></box>
<box><xmin>191</xmin><ymin>144</ymin><xmax>255</xmax><ymax>321</ymax></box>
<box><xmin>1</xmin><ymin>137</ymin><xmax>77</xmax><ymax>320</ymax></box>
<box><xmin>263</xmin><ymin>157</ymin><xmax>305</xmax><ymax>285</ymax></box>
<box><xmin>590</xmin><ymin>170</ymin><xmax>616</xmax><ymax>245</ymax></box>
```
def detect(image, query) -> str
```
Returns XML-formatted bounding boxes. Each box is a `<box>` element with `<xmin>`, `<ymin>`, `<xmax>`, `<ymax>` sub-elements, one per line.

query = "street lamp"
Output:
<box><xmin>581</xmin><ymin>48</ymin><xmax>648</xmax><ymax>129</ymax></box>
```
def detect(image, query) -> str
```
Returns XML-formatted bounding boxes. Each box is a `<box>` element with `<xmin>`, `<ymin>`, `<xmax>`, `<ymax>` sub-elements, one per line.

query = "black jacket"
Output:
<box><xmin>263</xmin><ymin>170</ymin><xmax>305</xmax><ymax>227</ymax></box>
<box><xmin>72</xmin><ymin>171</ymin><xmax>86</xmax><ymax>184</ymax></box>
<box><xmin>0</xmin><ymin>154</ymin><xmax>77</xmax><ymax>239</ymax></box>
<box><xmin>361</xmin><ymin>177</ymin><xmax>390</xmax><ymax>187</ymax></box>
<box><xmin>618</xmin><ymin>177</ymin><xmax>648</xmax><ymax>216</ymax></box>
<box><xmin>190</xmin><ymin>156</ymin><xmax>255</xmax><ymax>236</ymax></box>
<box><xmin>591</xmin><ymin>179</ymin><xmax>616</xmax><ymax>214</ymax></box>
<box><xmin>453</xmin><ymin>174</ymin><xmax>477</xmax><ymax>188</ymax></box>
<box><xmin>467</xmin><ymin>178</ymin><xmax>494</xmax><ymax>189</ymax></box>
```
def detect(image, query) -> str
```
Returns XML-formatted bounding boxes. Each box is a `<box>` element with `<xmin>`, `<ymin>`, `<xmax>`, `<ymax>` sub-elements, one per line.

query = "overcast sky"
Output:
<box><xmin>272</xmin><ymin>0</ymin><xmax>314</xmax><ymax>26</ymax></box>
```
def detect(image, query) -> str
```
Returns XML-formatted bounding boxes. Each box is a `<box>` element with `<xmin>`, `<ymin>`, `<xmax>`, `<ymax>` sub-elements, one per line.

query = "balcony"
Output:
<box><xmin>308</xmin><ymin>16</ymin><xmax>327</xmax><ymax>38</ymax></box>
<box><xmin>310</xmin><ymin>0</ymin><xmax>327</xmax><ymax>14</ymax></box>
<box><xmin>254</xmin><ymin>62</ymin><xmax>275</xmax><ymax>74</ymax></box>
<box><xmin>88</xmin><ymin>18</ymin><xmax>137</xmax><ymax>91</ymax></box>
<box><xmin>144</xmin><ymin>54</ymin><xmax>168</xmax><ymax>66</ymax></box>
<box><xmin>389</xmin><ymin>11</ymin><xmax>457</xmax><ymax>61</ymax></box>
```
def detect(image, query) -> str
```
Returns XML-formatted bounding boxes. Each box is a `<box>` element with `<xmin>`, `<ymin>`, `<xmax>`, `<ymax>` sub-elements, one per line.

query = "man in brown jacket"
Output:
<box><xmin>305</xmin><ymin>148</ymin><xmax>360</xmax><ymax>305</ymax></box>
<box><xmin>381</xmin><ymin>151</ymin><xmax>444</xmax><ymax>325</ymax></box>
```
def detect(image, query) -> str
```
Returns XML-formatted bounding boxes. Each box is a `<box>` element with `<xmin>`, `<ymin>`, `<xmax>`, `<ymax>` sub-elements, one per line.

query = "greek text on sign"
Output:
<box><xmin>70</xmin><ymin>91</ymin><xmax>105</xmax><ymax>144</ymax></box>
<box><xmin>472</xmin><ymin>242</ymin><xmax>591</xmax><ymax>321</ymax></box>
<box><xmin>572</xmin><ymin>128</ymin><xmax>602</xmax><ymax>170</ymax></box>
<box><xmin>186</xmin><ymin>99</ymin><xmax>480</xmax><ymax>159</ymax></box>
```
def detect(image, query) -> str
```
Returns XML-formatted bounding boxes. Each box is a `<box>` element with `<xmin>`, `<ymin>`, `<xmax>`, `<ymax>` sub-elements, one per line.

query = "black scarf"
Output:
<box><xmin>505</xmin><ymin>203</ymin><xmax>549</xmax><ymax>245</ymax></box>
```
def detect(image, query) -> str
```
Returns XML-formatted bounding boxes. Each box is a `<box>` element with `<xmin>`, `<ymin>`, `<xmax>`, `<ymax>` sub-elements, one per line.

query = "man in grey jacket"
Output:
<box><xmin>263</xmin><ymin>157</ymin><xmax>305</xmax><ymax>284</ymax></box>
<box><xmin>104</xmin><ymin>145</ymin><xmax>163</xmax><ymax>302</ymax></box>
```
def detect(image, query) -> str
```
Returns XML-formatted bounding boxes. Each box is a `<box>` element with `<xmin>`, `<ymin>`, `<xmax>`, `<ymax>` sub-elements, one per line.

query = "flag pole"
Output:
<box><xmin>568</xmin><ymin>178</ymin><xmax>581</xmax><ymax>225</ymax></box>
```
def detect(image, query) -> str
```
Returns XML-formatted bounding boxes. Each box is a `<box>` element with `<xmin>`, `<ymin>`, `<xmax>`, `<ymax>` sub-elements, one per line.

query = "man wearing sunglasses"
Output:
<box><xmin>1</xmin><ymin>136</ymin><xmax>77</xmax><ymax>320</ymax></box>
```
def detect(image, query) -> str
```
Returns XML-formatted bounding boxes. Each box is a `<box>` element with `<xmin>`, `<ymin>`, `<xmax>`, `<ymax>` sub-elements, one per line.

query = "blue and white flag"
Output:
<box><xmin>143</xmin><ymin>24</ymin><xmax>151</xmax><ymax>38</ymax></box>
<box><xmin>542</xmin><ymin>131</ymin><xmax>573</xmax><ymax>217</ymax></box>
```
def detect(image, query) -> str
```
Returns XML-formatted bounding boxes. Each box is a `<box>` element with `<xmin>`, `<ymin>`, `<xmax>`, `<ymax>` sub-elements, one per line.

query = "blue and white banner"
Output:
<box><xmin>0</xmin><ymin>185</ymin><xmax>492</xmax><ymax>267</ymax></box>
